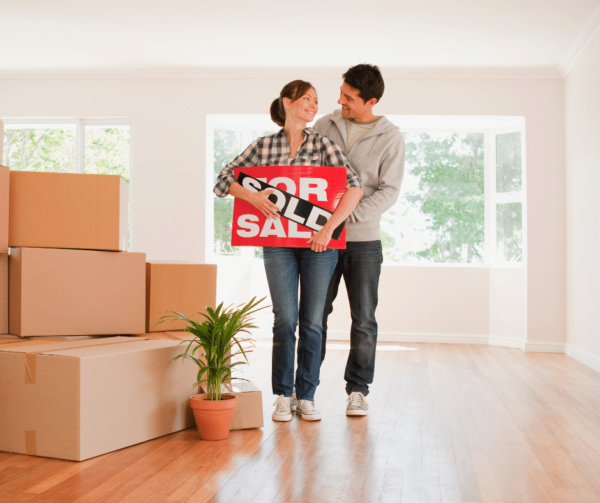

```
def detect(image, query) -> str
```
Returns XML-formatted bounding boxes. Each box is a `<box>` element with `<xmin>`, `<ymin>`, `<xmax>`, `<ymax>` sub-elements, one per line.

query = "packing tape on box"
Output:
<box><xmin>25</xmin><ymin>430</ymin><xmax>36</xmax><ymax>455</ymax></box>
<box><xmin>23</xmin><ymin>338</ymin><xmax>148</xmax><ymax>385</ymax></box>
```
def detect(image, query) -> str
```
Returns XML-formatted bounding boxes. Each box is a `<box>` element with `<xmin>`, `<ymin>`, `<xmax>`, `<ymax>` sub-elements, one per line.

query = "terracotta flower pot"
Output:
<box><xmin>189</xmin><ymin>393</ymin><xmax>238</xmax><ymax>440</ymax></box>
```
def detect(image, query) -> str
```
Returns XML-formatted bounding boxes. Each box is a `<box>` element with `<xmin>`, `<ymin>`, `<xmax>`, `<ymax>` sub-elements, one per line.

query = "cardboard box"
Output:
<box><xmin>9</xmin><ymin>248</ymin><xmax>146</xmax><ymax>336</ymax></box>
<box><xmin>146</xmin><ymin>262</ymin><xmax>217</xmax><ymax>332</ymax></box>
<box><xmin>9</xmin><ymin>171</ymin><xmax>128</xmax><ymax>251</ymax></box>
<box><xmin>0</xmin><ymin>254</ymin><xmax>7</xmax><ymax>334</ymax></box>
<box><xmin>14</xmin><ymin>335</ymin><xmax>111</xmax><ymax>341</ymax></box>
<box><xmin>0</xmin><ymin>166</ymin><xmax>8</xmax><ymax>254</ymax></box>
<box><xmin>129</xmin><ymin>331</ymin><xmax>195</xmax><ymax>341</ymax></box>
<box><xmin>229</xmin><ymin>381</ymin><xmax>264</xmax><ymax>430</ymax></box>
<box><xmin>0</xmin><ymin>337</ymin><xmax>198</xmax><ymax>461</ymax></box>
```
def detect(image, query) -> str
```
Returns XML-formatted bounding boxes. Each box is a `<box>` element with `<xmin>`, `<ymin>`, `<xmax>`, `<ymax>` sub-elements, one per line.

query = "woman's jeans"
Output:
<box><xmin>263</xmin><ymin>247</ymin><xmax>338</xmax><ymax>402</ymax></box>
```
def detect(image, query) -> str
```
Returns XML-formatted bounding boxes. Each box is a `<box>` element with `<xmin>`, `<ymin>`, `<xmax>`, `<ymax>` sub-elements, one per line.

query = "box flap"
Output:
<box><xmin>0</xmin><ymin>336</ymin><xmax>138</xmax><ymax>355</ymax></box>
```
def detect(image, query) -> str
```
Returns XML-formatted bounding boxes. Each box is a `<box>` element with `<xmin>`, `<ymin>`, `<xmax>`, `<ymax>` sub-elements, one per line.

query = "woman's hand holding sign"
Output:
<box><xmin>308</xmin><ymin>225</ymin><xmax>334</xmax><ymax>253</ymax></box>
<box><xmin>248</xmin><ymin>189</ymin><xmax>281</xmax><ymax>220</ymax></box>
<box><xmin>230</xmin><ymin>183</ymin><xmax>281</xmax><ymax>220</ymax></box>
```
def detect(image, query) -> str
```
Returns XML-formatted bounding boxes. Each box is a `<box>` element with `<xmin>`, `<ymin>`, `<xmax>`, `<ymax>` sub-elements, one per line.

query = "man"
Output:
<box><xmin>313</xmin><ymin>64</ymin><xmax>405</xmax><ymax>416</ymax></box>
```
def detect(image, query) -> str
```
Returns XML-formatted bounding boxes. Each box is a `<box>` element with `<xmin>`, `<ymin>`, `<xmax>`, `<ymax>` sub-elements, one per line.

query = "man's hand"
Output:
<box><xmin>249</xmin><ymin>189</ymin><xmax>280</xmax><ymax>219</ymax></box>
<box><xmin>307</xmin><ymin>225</ymin><xmax>334</xmax><ymax>252</ymax></box>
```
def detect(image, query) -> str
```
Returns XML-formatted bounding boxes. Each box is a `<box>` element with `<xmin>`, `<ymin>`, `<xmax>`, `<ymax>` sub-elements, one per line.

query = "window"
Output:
<box><xmin>3</xmin><ymin>119</ymin><xmax>130</xmax><ymax>179</ymax></box>
<box><xmin>206</xmin><ymin>115</ymin><xmax>525</xmax><ymax>266</ymax></box>
<box><xmin>385</xmin><ymin>116</ymin><xmax>525</xmax><ymax>265</ymax></box>
<box><xmin>207</xmin><ymin>115</ymin><xmax>277</xmax><ymax>261</ymax></box>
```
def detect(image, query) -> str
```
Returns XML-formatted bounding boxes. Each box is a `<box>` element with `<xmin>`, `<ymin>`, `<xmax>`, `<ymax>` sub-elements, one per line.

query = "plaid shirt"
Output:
<box><xmin>213</xmin><ymin>128</ymin><xmax>361</xmax><ymax>198</ymax></box>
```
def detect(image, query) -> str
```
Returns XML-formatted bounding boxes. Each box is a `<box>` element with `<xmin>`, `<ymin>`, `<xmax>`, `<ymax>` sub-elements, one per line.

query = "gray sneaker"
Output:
<box><xmin>296</xmin><ymin>400</ymin><xmax>322</xmax><ymax>421</ymax></box>
<box><xmin>291</xmin><ymin>389</ymin><xmax>298</xmax><ymax>412</ymax></box>
<box><xmin>272</xmin><ymin>395</ymin><xmax>292</xmax><ymax>422</ymax></box>
<box><xmin>346</xmin><ymin>392</ymin><xmax>369</xmax><ymax>416</ymax></box>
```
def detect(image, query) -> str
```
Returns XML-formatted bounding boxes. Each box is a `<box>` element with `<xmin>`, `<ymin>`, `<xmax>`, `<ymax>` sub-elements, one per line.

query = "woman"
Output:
<box><xmin>214</xmin><ymin>80</ymin><xmax>363</xmax><ymax>422</ymax></box>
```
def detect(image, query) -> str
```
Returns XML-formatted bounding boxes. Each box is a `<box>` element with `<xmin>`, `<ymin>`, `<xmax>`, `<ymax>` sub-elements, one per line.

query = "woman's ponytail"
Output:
<box><xmin>270</xmin><ymin>98</ymin><xmax>286</xmax><ymax>127</ymax></box>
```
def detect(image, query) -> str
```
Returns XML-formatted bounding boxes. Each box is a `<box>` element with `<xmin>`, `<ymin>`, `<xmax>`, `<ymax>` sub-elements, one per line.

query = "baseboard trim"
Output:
<box><xmin>565</xmin><ymin>344</ymin><xmax>600</xmax><ymax>374</ymax></box>
<box><xmin>327</xmin><ymin>330</ymin><xmax>490</xmax><ymax>345</ymax></box>
<box><xmin>253</xmin><ymin>329</ymin><xmax>568</xmax><ymax>354</ymax></box>
<box><xmin>522</xmin><ymin>342</ymin><xmax>565</xmax><ymax>353</ymax></box>
<box><xmin>489</xmin><ymin>337</ymin><xmax>524</xmax><ymax>349</ymax></box>
<box><xmin>254</xmin><ymin>329</ymin><xmax>491</xmax><ymax>346</ymax></box>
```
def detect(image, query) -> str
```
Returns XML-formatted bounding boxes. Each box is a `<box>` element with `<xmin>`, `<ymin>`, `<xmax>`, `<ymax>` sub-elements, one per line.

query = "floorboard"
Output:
<box><xmin>2</xmin><ymin>342</ymin><xmax>600</xmax><ymax>503</ymax></box>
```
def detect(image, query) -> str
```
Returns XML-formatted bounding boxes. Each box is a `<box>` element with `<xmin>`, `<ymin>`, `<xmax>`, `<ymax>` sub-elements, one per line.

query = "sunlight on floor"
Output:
<box><xmin>253</xmin><ymin>340</ymin><xmax>418</xmax><ymax>351</ymax></box>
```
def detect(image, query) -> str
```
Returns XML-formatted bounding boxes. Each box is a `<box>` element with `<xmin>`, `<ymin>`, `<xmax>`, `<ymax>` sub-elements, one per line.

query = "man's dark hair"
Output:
<box><xmin>342</xmin><ymin>64</ymin><xmax>384</xmax><ymax>104</ymax></box>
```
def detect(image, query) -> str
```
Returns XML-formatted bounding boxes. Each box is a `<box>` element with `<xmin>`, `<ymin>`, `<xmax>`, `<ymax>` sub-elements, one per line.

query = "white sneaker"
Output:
<box><xmin>291</xmin><ymin>389</ymin><xmax>298</xmax><ymax>412</ymax></box>
<box><xmin>296</xmin><ymin>400</ymin><xmax>322</xmax><ymax>421</ymax></box>
<box><xmin>272</xmin><ymin>395</ymin><xmax>292</xmax><ymax>422</ymax></box>
<box><xmin>346</xmin><ymin>392</ymin><xmax>369</xmax><ymax>416</ymax></box>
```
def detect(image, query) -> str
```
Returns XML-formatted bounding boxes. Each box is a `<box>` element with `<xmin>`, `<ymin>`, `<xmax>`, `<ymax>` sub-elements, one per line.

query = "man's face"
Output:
<box><xmin>338</xmin><ymin>82</ymin><xmax>369</xmax><ymax>120</ymax></box>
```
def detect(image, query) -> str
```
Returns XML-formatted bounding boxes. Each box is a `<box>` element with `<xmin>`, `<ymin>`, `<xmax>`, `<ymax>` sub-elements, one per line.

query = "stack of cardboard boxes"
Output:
<box><xmin>0</xmin><ymin>159</ymin><xmax>262</xmax><ymax>461</ymax></box>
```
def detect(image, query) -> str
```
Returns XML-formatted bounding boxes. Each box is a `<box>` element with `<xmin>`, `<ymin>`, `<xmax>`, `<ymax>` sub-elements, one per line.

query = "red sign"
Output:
<box><xmin>231</xmin><ymin>166</ymin><xmax>347</xmax><ymax>249</ymax></box>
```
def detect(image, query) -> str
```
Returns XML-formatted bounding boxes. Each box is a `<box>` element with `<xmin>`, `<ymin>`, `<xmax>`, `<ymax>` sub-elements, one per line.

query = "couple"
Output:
<box><xmin>214</xmin><ymin>64</ymin><xmax>405</xmax><ymax>422</ymax></box>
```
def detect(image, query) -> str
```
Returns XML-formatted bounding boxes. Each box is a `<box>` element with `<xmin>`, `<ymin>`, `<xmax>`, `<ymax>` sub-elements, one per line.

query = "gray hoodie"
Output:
<box><xmin>313</xmin><ymin>111</ymin><xmax>405</xmax><ymax>242</ymax></box>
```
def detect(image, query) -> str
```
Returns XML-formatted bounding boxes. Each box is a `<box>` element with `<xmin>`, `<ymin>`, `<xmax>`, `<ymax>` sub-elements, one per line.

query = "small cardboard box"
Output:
<box><xmin>9</xmin><ymin>171</ymin><xmax>128</xmax><ymax>251</ymax></box>
<box><xmin>229</xmin><ymin>381</ymin><xmax>264</xmax><ymax>430</ymax></box>
<box><xmin>0</xmin><ymin>166</ymin><xmax>8</xmax><ymax>254</ymax></box>
<box><xmin>0</xmin><ymin>254</ymin><xmax>7</xmax><ymax>334</ymax></box>
<box><xmin>9</xmin><ymin>248</ymin><xmax>146</xmax><ymax>336</ymax></box>
<box><xmin>201</xmin><ymin>381</ymin><xmax>263</xmax><ymax>430</ymax></box>
<box><xmin>0</xmin><ymin>337</ymin><xmax>198</xmax><ymax>461</ymax></box>
<box><xmin>146</xmin><ymin>262</ymin><xmax>217</xmax><ymax>332</ymax></box>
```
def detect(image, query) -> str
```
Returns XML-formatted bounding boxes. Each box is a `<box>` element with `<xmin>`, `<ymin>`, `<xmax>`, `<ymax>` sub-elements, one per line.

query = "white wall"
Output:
<box><xmin>489</xmin><ymin>267</ymin><xmax>526</xmax><ymax>347</ymax></box>
<box><xmin>565</xmin><ymin>29</ymin><xmax>600</xmax><ymax>370</ymax></box>
<box><xmin>0</xmin><ymin>70</ymin><xmax>565</xmax><ymax>347</ymax></box>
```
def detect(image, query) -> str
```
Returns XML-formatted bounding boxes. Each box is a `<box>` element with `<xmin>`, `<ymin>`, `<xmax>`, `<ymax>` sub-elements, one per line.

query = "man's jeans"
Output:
<box><xmin>264</xmin><ymin>247</ymin><xmax>338</xmax><ymax>402</ymax></box>
<box><xmin>321</xmin><ymin>240</ymin><xmax>383</xmax><ymax>396</ymax></box>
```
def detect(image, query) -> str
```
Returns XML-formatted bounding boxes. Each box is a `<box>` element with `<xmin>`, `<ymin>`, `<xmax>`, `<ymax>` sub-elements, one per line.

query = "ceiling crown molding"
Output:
<box><xmin>559</xmin><ymin>3</ymin><xmax>600</xmax><ymax>77</ymax></box>
<box><xmin>0</xmin><ymin>66</ymin><xmax>563</xmax><ymax>81</ymax></box>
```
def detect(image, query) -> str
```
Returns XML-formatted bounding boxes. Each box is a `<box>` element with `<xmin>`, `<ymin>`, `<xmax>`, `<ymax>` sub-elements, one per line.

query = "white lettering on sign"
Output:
<box><xmin>260</xmin><ymin>218</ymin><xmax>286</xmax><ymax>237</ymax></box>
<box><xmin>268</xmin><ymin>189</ymin><xmax>286</xmax><ymax>210</ymax></box>
<box><xmin>289</xmin><ymin>221</ymin><xmax>311</xmax><ymax>238</ymax></box>
<box><xmin>299</xmin><ymin>178</ymin><xmax>328</xmax><ymax>201</ymax></box>
<box><xmin>283</xmin><ymin>197</ymin><xmax>305</xmax><ymax>224</ymax></box>
<box><xmin>269</xmin><ymin>177</ymin><xmax>296</xmax><ymax>195</ymax></box>
<box><xmin>242</xmin><ymin>177</ymin><xmax>262</xmax><ymax>193</ymax></box>
<box><xmin>305</xmin><ymin>206</ymin><xmax>332</xmax><ymax>231</ymax></box>
<box><xmin>237</xmin><ymin>215</ymin><xmax>260</xmax><ymax>237</ymax></box>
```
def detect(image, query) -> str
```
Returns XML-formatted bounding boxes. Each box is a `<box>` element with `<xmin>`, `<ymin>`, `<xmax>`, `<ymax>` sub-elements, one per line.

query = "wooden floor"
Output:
<box><xmin>2</xmin><ymin>342</ymin><xmax>600</xmax><ymax>503</ymax></box>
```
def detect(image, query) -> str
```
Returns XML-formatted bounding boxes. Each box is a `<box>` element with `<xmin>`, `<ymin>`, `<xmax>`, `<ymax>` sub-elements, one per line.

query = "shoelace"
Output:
<box><xmin>347</xmin><ymin>392</ymin><xmax>367</xmax><ymax>408</ymax></box>
<box><xmin>273</xmin><ymin>395</ymin><xmax>290</xmax><ymax>414</ymax></box>
<box><xmin>298</xmin><ymin>400</ymin><xmax>317</xmax><ymax>414</ymax></box>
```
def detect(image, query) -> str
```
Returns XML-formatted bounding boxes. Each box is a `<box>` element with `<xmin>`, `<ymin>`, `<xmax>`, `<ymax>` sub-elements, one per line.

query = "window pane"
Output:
<box><xmin>383</xmin><ymin>132</ymin><xmax>485</xmax><ymax>263</ymax></box>
<box><xmin>214</xmin><ymin>198</ymin><xmax>240</xmax><ymax>256</ymax></box>
<box><xmin>84</xmin><ymin>127</ymin><xmax>130</xmax><ymax>181</ymax></box>
<box><xmin>496</xmin><ymin>202</ymin><xmax>522</xmax><ymax>262</ymax></box>
<box><xmin>496</xmin><ymin>132</ymin><xmax>521</xmax><ymax>193</ymax></box>
<box><xmin>213</xmin><ymin>129</ymin><xmax>243</xmax><ymax>257</ymax></box>
<box><xmin>253</xmin><ymin>130</ymin><xmax>276</xmax><ymax>141</ymax></box>
<box><xmin>3</xmin><ymin>127</ymin><xmax>76</xmax><ymax>172</ymax></box>
<box><xmin>214</xmin><ymin>129</ymin><xmax>242</xmax><ymax>185</ymax></box>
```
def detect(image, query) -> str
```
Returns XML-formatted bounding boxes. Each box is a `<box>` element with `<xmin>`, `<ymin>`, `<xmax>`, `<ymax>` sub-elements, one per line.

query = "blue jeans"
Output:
<box><xmin>263</xmin><ymin>247</ymin><xmax>338</xmax><ymax>401</ymax></box>
<box><xmin>321</xmin><ymin>240</ymin><xmax>383</xmax><ymax>396</ymax></box>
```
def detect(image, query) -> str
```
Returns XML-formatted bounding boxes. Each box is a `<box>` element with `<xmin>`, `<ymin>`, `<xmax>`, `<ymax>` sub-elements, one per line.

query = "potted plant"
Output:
<box><xmin>159</xmin><ymin>296</ymin><xmax>266</xmax><ymax>440</ymax></box>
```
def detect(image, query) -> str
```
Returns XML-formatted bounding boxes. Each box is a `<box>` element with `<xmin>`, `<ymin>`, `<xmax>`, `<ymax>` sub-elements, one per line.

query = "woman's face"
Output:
<box><xmin>285</xmin><ymin>87</ymin><xmax>318</xmax><ymax>124</ymax></box>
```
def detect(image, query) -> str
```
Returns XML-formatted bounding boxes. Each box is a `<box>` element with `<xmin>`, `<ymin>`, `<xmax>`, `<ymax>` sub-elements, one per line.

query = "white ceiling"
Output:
<box><xmin>1</xmin><ymin>0</ymin><xmax>599</xmax><ymax>72</ymax></box>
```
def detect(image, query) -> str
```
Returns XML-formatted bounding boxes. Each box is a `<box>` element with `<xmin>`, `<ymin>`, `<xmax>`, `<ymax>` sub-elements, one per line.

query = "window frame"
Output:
<box><xmin>206</xmin><ymin>115</ymin><xmax>526</xmax><ymax>268</ymax></box>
